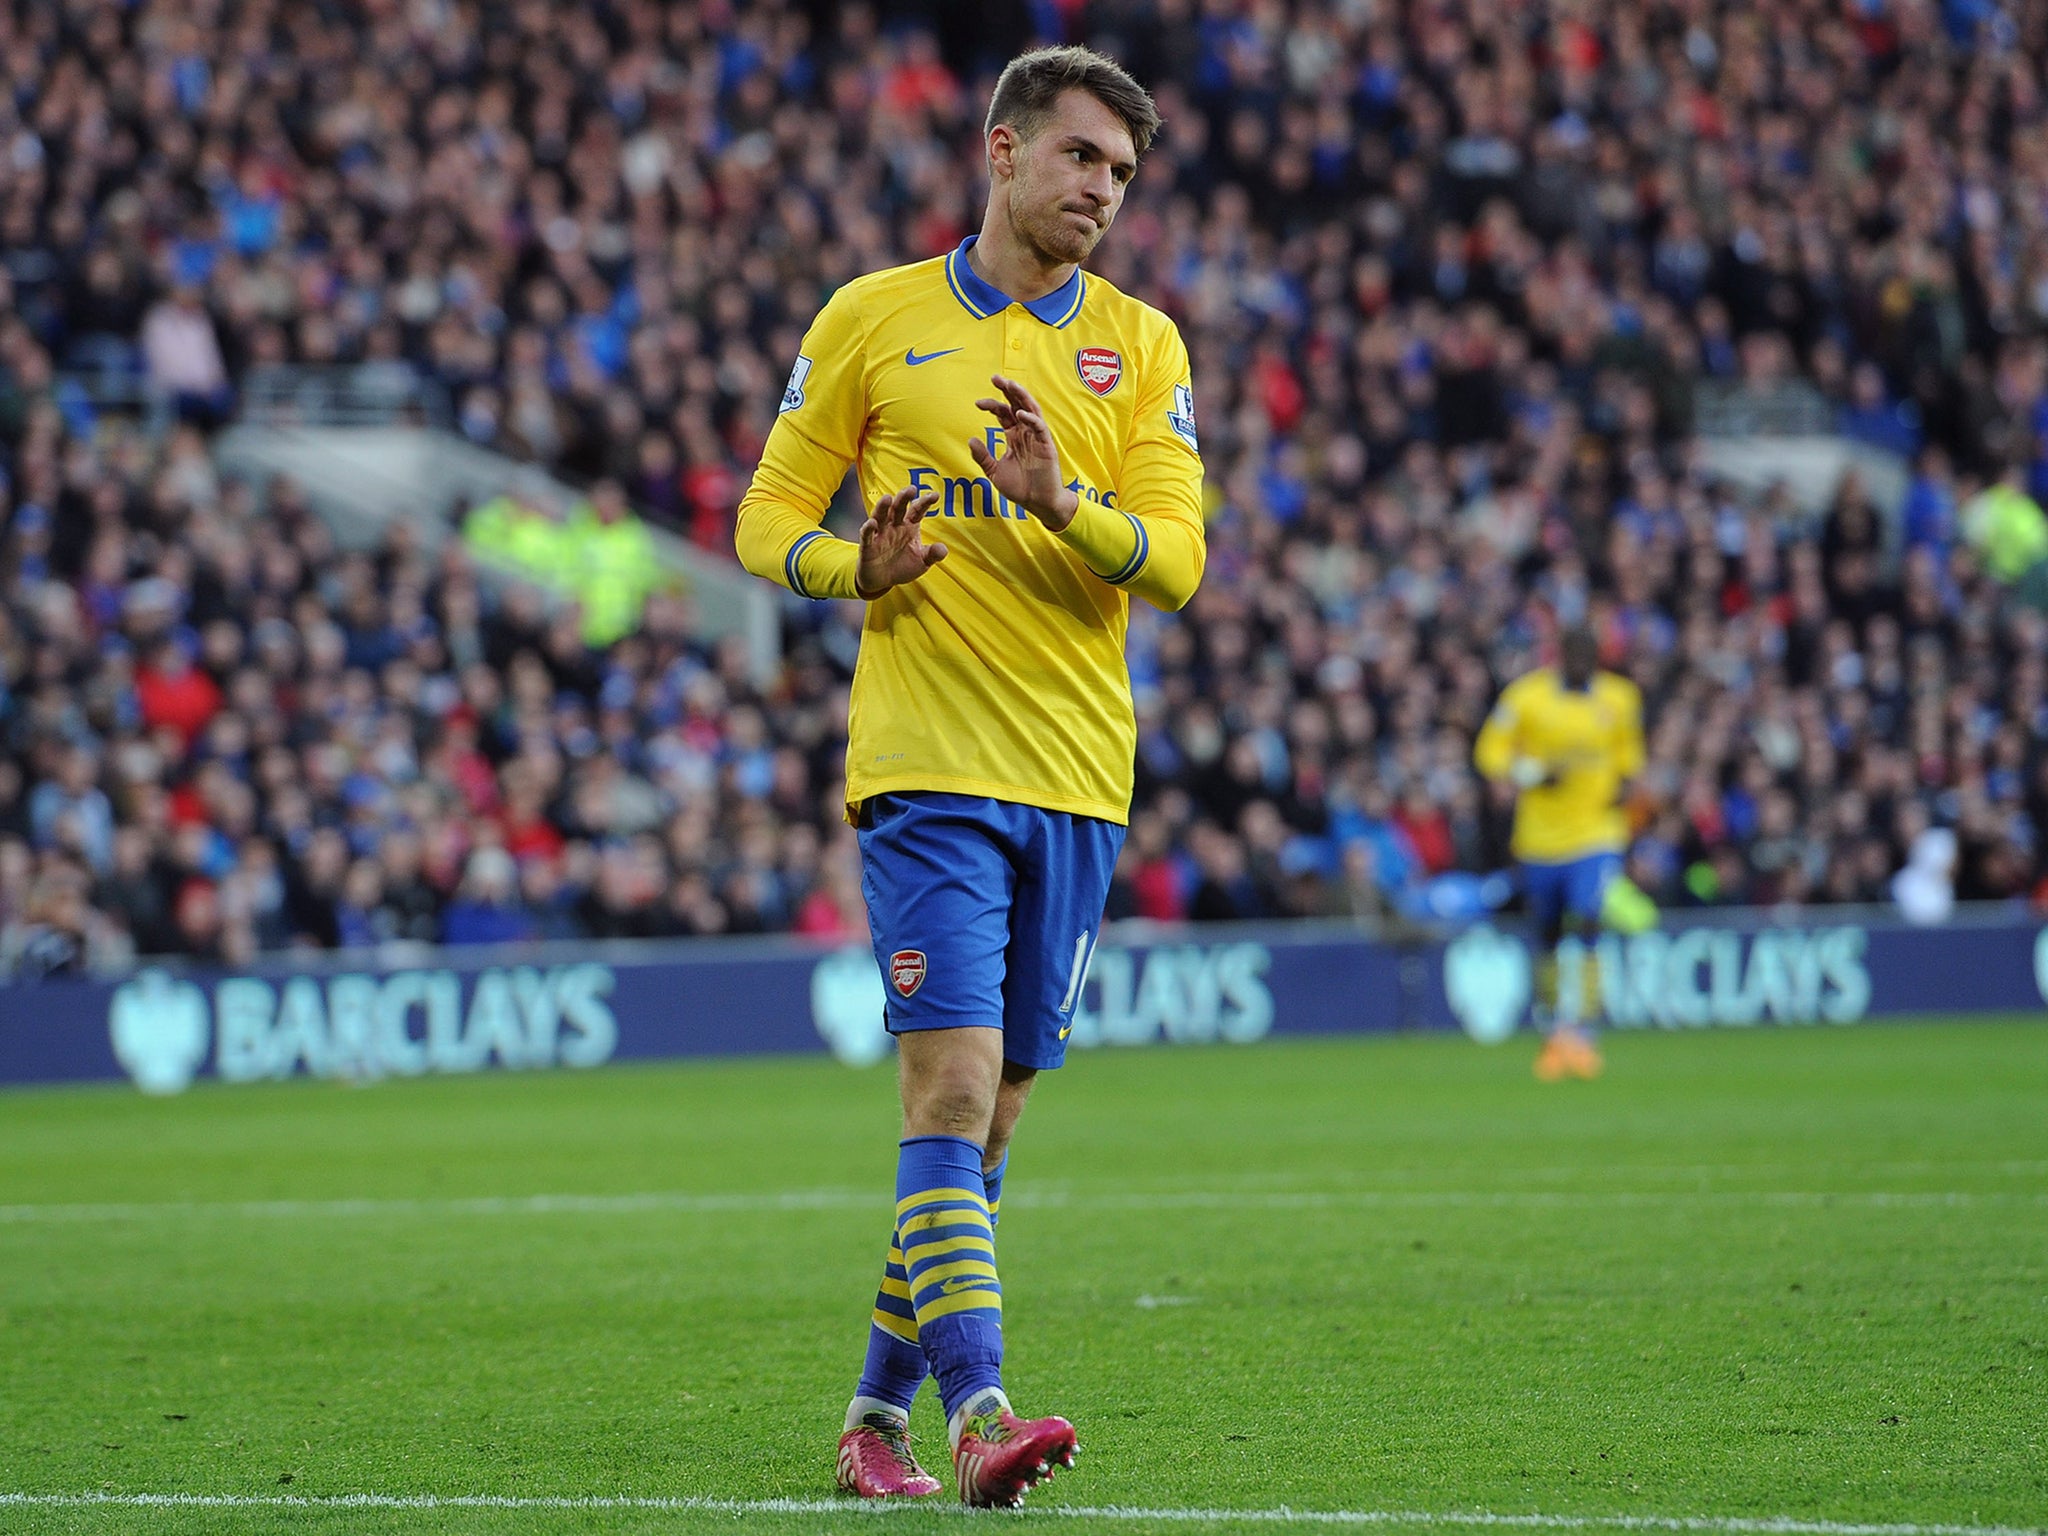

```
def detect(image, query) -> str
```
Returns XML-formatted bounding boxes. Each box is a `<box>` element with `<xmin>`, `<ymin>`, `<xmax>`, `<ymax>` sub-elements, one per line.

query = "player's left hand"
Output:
<box><xmin>971</xmin><ymin>376</ymin><xmax>1081</xmax><ymax>531</ymax></box>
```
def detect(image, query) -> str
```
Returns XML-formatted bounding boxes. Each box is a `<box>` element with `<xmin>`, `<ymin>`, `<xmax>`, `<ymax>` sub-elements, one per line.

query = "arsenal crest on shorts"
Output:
<box><xmin>890</xmin><ymin>949</ymin><xmax>927</xmax><ymax>997</ymax></box>
<box><xmin>1075</xmin><ymin>346</ymin><xmax>1122</xmax><ymax>396</ymax></box>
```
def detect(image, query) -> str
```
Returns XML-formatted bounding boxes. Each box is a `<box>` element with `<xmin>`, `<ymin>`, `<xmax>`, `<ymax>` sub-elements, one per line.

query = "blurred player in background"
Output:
<box><xmin>1475</xmin><ymin>628</ymin><xmax>1647</xmax><ymax>1081</ymax></box>
<box><xmin>735</xmin><ymin>47</ymin><xmax>1204</xmax><ymax>1507</ymax></box>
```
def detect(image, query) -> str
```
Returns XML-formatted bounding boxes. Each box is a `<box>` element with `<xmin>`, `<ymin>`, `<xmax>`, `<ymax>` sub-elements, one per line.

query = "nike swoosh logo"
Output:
<box><xmin>905</xmin><ymin>347</ymin><xmax>963</xmax><ymax>367</ymax></box>
<box><xmin>1059</xmin><ymin>1025</ymin><xmax>1072</xmax><ymax>1039</ymax></box>
<box><xmin>939</xmin><ymin>1276</ymin><xmax>992</xmax><ymax>1295</ymax></box>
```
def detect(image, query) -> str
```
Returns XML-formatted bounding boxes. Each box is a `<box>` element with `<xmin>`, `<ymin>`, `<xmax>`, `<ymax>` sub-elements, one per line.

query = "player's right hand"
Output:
<box><xmin>855</xmin><ymin>485</ymin><xmax>947</xmax><ymax>599</ymax></box>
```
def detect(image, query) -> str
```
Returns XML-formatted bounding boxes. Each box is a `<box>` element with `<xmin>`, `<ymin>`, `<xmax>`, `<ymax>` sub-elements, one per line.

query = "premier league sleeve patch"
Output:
<box><xmin>780</xmin><ymin>355</ymin><xmax>813</xmax><ymax>413</ymax></box>
<box><xmin>1076</xmin><ymin>346</ymin><xmax>1122</xmax><ymax>396</ymax></box>
<box><xmin>1167</xmin><ymin>381</ymin><xmax>1199</xmax><ymax>451</ymax></box>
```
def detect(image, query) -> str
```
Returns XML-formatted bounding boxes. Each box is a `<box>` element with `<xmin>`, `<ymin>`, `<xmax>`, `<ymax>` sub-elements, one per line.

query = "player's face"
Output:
<box><xmin>1004</xmin><ymin>89</ymin><xmax>1137</xmax><ymax>267</ymax></box>
<box><xmin>1560</xmin><ymin>631</ymin><xmax>1598</xmax><ymax>687</ymax></box>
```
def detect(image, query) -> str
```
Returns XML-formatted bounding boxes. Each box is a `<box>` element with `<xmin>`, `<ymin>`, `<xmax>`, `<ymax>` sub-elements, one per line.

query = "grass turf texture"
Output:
<box><xmin>1</xmin><ymin>1021</ymin><xmax>2043</xmax><ymax>1536</ymax></box>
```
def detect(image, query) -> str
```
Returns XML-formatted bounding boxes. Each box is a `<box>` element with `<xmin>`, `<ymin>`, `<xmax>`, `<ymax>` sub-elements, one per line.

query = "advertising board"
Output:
<box><xmin>1</xmin><ymin>913</ymin><xmax>2039</xmax><ymax>1094</ymax></box>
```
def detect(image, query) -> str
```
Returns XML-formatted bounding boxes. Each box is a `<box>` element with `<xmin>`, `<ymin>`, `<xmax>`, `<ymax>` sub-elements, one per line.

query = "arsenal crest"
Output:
<box><xmin>1075</xmin><ymin>346</ymin><xmax>1122</xmax><ymax>396</ymax></box>
<box><xmin>890</xmin><ymin>949</ymin><xmax>928</xmax><ymax>997</ymax></box>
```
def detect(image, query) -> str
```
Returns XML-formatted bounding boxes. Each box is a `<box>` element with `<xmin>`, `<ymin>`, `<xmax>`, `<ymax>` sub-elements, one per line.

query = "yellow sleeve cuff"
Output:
<box><xmin>1050</xmin><ymin>497</ymin><xmax>1146</xmax><ymax>585</ymax></box>
<box><xmin>786</xmin><ymin>530</ymin><xmax>865</xmax><ymax>601</ymax></box>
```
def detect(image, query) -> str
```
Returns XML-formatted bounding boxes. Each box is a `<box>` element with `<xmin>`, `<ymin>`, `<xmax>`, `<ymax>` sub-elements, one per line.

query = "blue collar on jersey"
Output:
<box><xmin>944</xmin><ymin>236</ymin><xmax>1087</xmax><ymax>328</ymax></box>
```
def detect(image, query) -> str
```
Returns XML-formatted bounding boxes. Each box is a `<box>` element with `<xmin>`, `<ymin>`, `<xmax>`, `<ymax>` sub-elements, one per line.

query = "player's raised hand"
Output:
<box><xmin>855</xmin><ymin>485</ymin><xmax>947</xmax><ymax>599</ymax></box>
<box><xmin>971</xmin><ymin>375</ymin><xmax>1082</xmax><ymax>530</ymax></box>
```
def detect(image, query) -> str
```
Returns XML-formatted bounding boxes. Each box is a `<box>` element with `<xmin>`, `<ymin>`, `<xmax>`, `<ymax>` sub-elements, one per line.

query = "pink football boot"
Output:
<box><xmin>835</xmin><ymin>1413</ymin><xmax>943</xmax><ymax>1498</ymax></box>
<box><xmin>953</xmin><ymin>1408</ymin><xmax>1079</xmax><ymax>1508</ymax></box>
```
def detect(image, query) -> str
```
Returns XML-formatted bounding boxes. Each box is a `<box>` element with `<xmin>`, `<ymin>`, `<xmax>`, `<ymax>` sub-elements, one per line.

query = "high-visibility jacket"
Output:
<box><xmin>571</xmin><ymin>511</ymin><xmax>660</xmax><ymax>646</ymax></box>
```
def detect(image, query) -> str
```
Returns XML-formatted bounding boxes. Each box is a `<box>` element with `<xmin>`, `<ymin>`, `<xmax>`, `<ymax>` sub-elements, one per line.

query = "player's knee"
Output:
<box><xmin>902</xmin><ymin>1071</ymin><xmax>998</xmax><ymax>1142</ymax></box>
<box><xmin>984</xmin><ymin>1065</ymin><xmax>1036</xmax><ymax>1156</ymax></box>
<box><xmin>906</xmin><ymin>1090</ymin><xmax>993</xmax><ymax>1141</ymax></box>
<box><xmin>982</xmin><ymin>1108</ymin><xmax>1030</xmax><ymax>1171</ymax></box>
<box><xmin>898</xmin><ymin>1025</ymin><xmax>1005</xmax><ymax>1142</ymax></box>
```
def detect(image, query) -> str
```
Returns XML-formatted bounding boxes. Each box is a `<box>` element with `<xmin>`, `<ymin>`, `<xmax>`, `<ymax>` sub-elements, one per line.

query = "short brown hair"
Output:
<box><xmin>985</xmin><ymin>46</ymin><xmax>1161</xmax><ymax>160</ymax></box>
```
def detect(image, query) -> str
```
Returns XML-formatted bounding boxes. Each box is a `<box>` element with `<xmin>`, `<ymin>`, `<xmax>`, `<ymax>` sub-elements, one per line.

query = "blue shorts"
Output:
<box><xmin>857</xmin><ymin>792</ymin><xmax>1126</xmax><ymax>1072</ymax></box>
<box><xmin>1522</xmin><ymin>852</ymin><xmax>1622</xmax><ymax>941</ymax></box>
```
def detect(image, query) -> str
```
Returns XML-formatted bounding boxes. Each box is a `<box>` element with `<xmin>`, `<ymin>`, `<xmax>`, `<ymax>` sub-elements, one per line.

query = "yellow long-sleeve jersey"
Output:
<box><xmin>1473</xmin><ymin>667</ymin><xmax>1645</xmax><ymax>863</ymax></box>
<box><xmin>736</xmin><ymin>238</ymin><xmax>1206</xmax><ymax>825</ymax></box>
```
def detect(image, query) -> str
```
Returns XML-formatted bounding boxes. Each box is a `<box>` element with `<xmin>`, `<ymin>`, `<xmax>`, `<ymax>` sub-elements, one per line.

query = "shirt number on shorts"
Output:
<box><xmin>1058</xmin><ymin>930</ymin><xmax>1099</xmax><ymax>1016</ymax></box>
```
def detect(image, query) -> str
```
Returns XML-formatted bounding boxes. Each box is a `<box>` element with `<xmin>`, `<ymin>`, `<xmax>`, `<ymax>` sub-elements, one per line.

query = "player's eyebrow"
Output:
<box><xmin>1059</xmin><ymin>133</ymin><xmax>1137</xmax><ymax>182</ymax></box>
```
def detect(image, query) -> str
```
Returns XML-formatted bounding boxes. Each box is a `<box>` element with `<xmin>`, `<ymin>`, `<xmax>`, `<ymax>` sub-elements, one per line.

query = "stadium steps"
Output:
<box><xmin>214</xmin><ymin>422</ymin><xmax>781</xmax><ymax>681</ymax></box>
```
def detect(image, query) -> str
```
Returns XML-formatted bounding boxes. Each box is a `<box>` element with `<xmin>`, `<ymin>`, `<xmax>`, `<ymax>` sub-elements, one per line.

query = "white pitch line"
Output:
<box><xmin>0</xmin><ymin>1187</ymin><xmax>2038</xmax><ymax>1225</ymax></box>
<box><xmin>1036</xmin><ymin>1191</ymin><xmax>2036</xmax><ymax>1212</ymax></box>
<box><xmin>0</xmin><ymin>1188</ymin><xmax>876</xmax><ymax>1224</ymax></box>
<box><xmin>0</xmin><ymin>1492</ymin><xmax>2038</xmax><ymax>1536</ymax></box>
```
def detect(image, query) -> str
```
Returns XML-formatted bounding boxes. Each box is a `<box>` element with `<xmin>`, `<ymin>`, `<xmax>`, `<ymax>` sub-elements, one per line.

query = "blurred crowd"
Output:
<box><xmin>8</xmin><ymin>0</ymin><xmax>2048</xmax><ymax>976</ymax></box>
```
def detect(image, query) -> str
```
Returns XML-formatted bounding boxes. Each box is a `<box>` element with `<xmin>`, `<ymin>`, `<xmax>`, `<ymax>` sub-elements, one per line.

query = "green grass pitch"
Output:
<box><xmin>1</xmin><ymin>1020</ymin><xmax>2044</xmax><ymax>1536</ymax></box>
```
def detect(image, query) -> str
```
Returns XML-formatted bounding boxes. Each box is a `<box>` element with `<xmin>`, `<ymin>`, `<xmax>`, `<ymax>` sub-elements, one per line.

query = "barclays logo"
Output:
<box><xmin>109</xmin><ymin>969</ymin><xmax>211</xmax><ymax>1095</ymax></box>
<box><xmin>1443</xmin><ymin>926</ymin><xmax>1531</xmax><ymax>1044</ymax></box>
<box><xmin>810</xmin><ymin>947</ymin><xmax>892</xmax><ymax>1067</ymax></box>
<box><xmin>1596</xmin><ymin>927</ymin><xmax>1868</xmax><ymax>1028</ymax></box>
<box><xmin>102</xmin><ymin>964</ymin><xmax>620</xmax><ymax>1094</ymax></box>
<box><xmin>1439</xmin><ymin>923</ymin><xmax>1877</xmax><ymax>1037</ymax></box>
<box><xmin>1066</xmin><ymin>941</ymin><xmax>1273</xmax><ymax>1048</ymax></box>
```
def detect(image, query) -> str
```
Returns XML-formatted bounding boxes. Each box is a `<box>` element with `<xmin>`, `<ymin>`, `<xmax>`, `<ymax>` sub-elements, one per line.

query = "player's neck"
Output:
<box><xmin>967</xmin><ymin>213</ymin><xmax>1076</xmax><ymax>304</ymax></box>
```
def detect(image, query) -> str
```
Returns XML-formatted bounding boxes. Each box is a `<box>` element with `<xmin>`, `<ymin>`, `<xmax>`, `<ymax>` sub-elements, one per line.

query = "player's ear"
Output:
<box><xmin>987</xmin><ymin>123</ymin><xmax>1019</xmax><ymax>181</ymax></box>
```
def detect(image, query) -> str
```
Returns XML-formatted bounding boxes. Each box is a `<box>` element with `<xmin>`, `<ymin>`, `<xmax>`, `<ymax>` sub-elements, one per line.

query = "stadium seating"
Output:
<box><xmin>4</xmin><ymin>0</ymin><xmax>2047</xmax><ymax>973</ymax></box>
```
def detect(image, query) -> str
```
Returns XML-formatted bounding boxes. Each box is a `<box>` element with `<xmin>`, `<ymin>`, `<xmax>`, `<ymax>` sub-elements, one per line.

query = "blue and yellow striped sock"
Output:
<box><xmin>854</xmin><ymin>1236</ymin><xmax>924</xmax><ymax>1414</ymax></box>
<box><xmin>896</xmin><ymin>1134</ymin><xmax>1003</xmax><ymax>1419</ymax></box>
<box><xmin>855</xmin><ymin>1150</ymin><xmax>1011</xmax><ymax>1413</ymax></box>
<box><xmin>983</xmin><ymin>1151</ymin><xmax>1006</xmax><ymax>1227</ymax></box>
